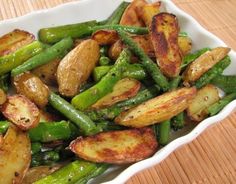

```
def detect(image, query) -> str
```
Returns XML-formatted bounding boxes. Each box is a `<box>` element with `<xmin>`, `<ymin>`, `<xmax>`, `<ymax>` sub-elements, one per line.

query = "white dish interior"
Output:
<box><xmin>0</xmin><ymin>0</ymin><xmax>235</xmax><ymax>183</ymax></box>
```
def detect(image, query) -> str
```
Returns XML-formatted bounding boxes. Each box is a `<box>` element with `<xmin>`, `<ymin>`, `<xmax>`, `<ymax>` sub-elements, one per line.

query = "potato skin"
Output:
<box><xmin>92</xmin><ymin>30</ymin><xmax>119</xmax><ymax>45</ymax></box>
<box><xmin>70</xmin><ymin>127</ymin><xmax>158</xmax><ymax>164</ymax></box>
<box><xmin>150</xmin><ymin>13</ymin><xmax>182</xmax><ymax>77</ymax></box>
<box><xmin>115</xmin><ymin>87</ymin><xmax>197</xmax><ymax>128</ymax></box>
<box><xmin>0</xmin><ymin>29</ymin><xmax>34</xmax><ymax>57</ymax></box>
<box><xmin>187</xmin><ymin>84</ymin><xmax>220</xmax><ymax>122</ymax></box>
<box><xmin>1</xmin><ymin>95</ymin><xmax>40</xmax><ymax>130</ymax></box>
<box><xmin>91</xmin><ymin>78</ymin><xmax>141</xmax><ymax>109</ymax></box>
<box><xmin>57</xmin><ymin>39</ymin><xmax>100</xmax><ymax>97</ymax></box>
<box><xmin>13</xmin><ymin>72</ymin><xmax>49</xmax><ymax>108</ymax></box>
<box><xmin>32</xmin><ymin>59</ymin><xmax>60</xmax><ymax>86</ymax></box>
<box><xmin>183</xmin><ymin>47</ymin><xmax>230</xmax><ymax>84</ymax></box>
<box><xmin>0</xmin><ymin>88</ymin><xmax>6</xmax><ymax>105</ymax></box>
<box><xmin>0</xmin><ymin>126</ymin><xmax>31</xmax><ymax>184</ymax></box>
<box><xmin>120</xmin><ymin>0</ymin><xmax>146</xmax><ymax>26</ymax></box>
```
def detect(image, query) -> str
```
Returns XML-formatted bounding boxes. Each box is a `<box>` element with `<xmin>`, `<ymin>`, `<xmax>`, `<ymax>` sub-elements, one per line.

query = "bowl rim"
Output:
<box><xmin>0</xmin><ymin>0</ymin><xmax>235</xmax><ymax>184</ymax></box>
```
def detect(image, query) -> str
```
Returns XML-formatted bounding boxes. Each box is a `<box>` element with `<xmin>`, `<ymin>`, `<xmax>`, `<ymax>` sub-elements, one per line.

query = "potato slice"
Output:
<box><xmin>57</xmin><ymin>39</ymin><xmax>100</xmax><ymax>97</ymax></box>
<box><xmin>1</xmin><ymin>95</ymin><xmax>40</xmax><ymax>130</ymax></box>
<box><xmin>115</xmin><ymin>87</ymin><xmax>196</xmax><ymax>128</ymax></box>
<box><xmin>120</xmin><ymin>0</ymin><xmax>146</xmax><ymax>26</ymax></box>
<box><xmin>140</xmin><ymin>2</ymin><xmax>161</xmax><ymax>26</ymax></box>
<box><xmin>91</xmin><ymin>78</ymin><xmax>141</xmax><ymax>109</ymax></box>
<box><xmin>183</xmin><ymin>47</ymin><xmax>230</xmax><ymax>84</ymax></box>
<box><xmin>0</xmin><ymin>29</ymin><xmax>34</xmax><ymax>56</ymax></box>
<box><xmin>0</xmin><ymin>126</ymin><xmax>31</xmax><ymax>184</ymax></box>
<box><xmin>92</xmin><ymin>30</ymin><xmax>119</xmax><ymax>45</ymax></box>
<box><xmin>109</xmin><ymin>35</ymin><xmax>155</xmax><ymax>60</ymax></box>
<box><xmin>22</xmin><ymin>165</ymin><xmax>61</xmax><ymax>184</ymax></box>
<box><xmin>178</xmin><ymin>36</ymin><xmax>192</xmax><ymax>56</ymax></box>
<box><xmin>0</xmin><ymin>88</ymin><xmax>6</xmax><ymax>105</ymax></box>
<box><xmin>150</xmin><ymin>13</ymin><xmax>182</xmax><ymax>77</ymax></box>
<box><xmin>32</xmin><ymin>59</ymin><xmax>60</xmax><ymax>86</ymax></box>
<box><xmin>14</xmin><ymin>72</ymin><xmax>50</xmax><ymax>108</ymax></box>
<box><xmin>187</xmin><ymin>84</ymin><xmax>220</xmax><ymax>122</ymax></box>
<box><xmin>70</xmin><ymin>127</ymin><xmax>157</xmax><ymax>164</ymax></box>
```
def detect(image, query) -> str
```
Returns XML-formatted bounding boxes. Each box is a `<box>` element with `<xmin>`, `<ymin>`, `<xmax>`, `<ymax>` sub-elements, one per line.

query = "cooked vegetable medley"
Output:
<box><xmin>0</xmin><ymin>0</ymin><xmax>234</xmax><ymax>183</ymax></box>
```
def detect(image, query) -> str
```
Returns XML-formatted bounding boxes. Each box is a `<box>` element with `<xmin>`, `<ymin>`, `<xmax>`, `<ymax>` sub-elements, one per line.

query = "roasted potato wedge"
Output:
<box><xmin>178</xmin><ymin>36</ymin><xmax>192</xmax><ymax>56</ymax></box>
<box><xmin>187</xmin><ymin>84</ymin><xmax>220</xmax><ymax>122</ymax></box>
<box><xmin>183</xmin><ymin>47</ymin><xmax>230</xmax><ymax>84</ymax></box>
<box><xmin>150</xmin><ymin>13</ymin><xmax>182</xmax><ymax>77</ymax></box>
<box><xmin>0</xmin><ymin>29</ymin><xmax>34</xmax><ymax>57</ymax></box>
<box><xmin>22</xmin><ymin>165</ymin><xmax>61</xmax><ymax>184</ymax></box>
<box><xmin>32</xmin><ymin>59</ymin><xmax>60</xmax><ymax>86</ymax></box>
<box><xmin>115</xmin><ymin>87</ymin><xmax>196</xmax><ymax>128</ymax></box>
<box><xmin>70</xmin><ymin>127</ymin><xmax>157</xmax><ymax>164</ymax></box>
<box><xmin>92</xmin><ymin>30</ymin><xmax>119</xmax><ymax>45</ymax></box>
<box><xmin>0</xmin><ymin>126</ymin><xmax>31</xmax><ymax>184</ymax></box>
<box><xmin>109</xmin><ymin>35</ymin><xmax>155</xmax><ymax>60</ymax></box>
<box><xmin>1</xmin><ymin>95</ymin><xmax>40</xmax><ymax>130</ymax></box>
<box><xmin>13</xmin><ymin>72</ymin><xmax>50</xmax><ymax>108</ymax></box>
<box><xmin>120</xmin><ymin>0</ymin><xmax>146</xmax><ymax>26</ymax></box>
<box><xmin>92</xmin><ymin>78</ymin><xmax>141</xmax><ymax>109</ymax></box>
<box><xmin>0</xmin><ymin>135</ymin><xmax>3</xmax><ymax>147</ymax></box>
<box><xmin>140</xmin><ymin>2</ymin><xmax>161</xmax><ymax>26</ymax></box>
<box><xmin>0</xmin><ymin>88</ymin><xmax>6</xmax><ymax>105</ymax></box>
<box><xmin>57</xmin><ymin>39</ymin><xmax>100</xmax><ymax>97</ymax></box>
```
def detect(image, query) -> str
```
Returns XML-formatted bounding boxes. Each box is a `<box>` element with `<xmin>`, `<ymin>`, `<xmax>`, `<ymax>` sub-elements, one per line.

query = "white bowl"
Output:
<box><xmin>0</xmin><ymin>0</ymin><xmax>235</xmax><ymax>183</ymax></box>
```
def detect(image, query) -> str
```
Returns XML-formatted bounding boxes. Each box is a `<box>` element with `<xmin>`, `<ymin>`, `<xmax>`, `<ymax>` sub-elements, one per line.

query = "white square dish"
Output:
<box><xmin>0</xmin><ymin>0</ymin><xmax>235</xmax><ymax>183</ymax></box>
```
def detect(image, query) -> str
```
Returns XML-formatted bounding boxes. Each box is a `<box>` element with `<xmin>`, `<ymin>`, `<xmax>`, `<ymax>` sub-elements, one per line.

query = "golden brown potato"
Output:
<box><xmin>32</xmin><ymin>59</ymin><xmax>60</xmax><ymax>86</ymax></box>
<box><xmin>92</xmin><ymin>78</ymin><xmax>141</xmax><ymax>109</ymax></box>
<box><xmin>1</xmin><ymin>95</ymin><xmax>40</xmax><ymax>130</ymax></box>
<box><xmin>22</xmin><ymin>165</ymin><xmax>61</xmax><ymax>184</ymax></box>
<box><xmin>0</xmin><ymin>126</ymin><xmax>31</xmax><ymax>184</ymax></box>
<box><xmin>178</xmin><ymin>36</ymin><xmax>192</xmax><ymax>56</ymax></box>
<box><xmin>187</xmin><ymin>84</ymin><xmax>220</xmax><ymax>122</ymax></box>
<box><xmin>0</xmin><ymin>29</ymin><xmax>34</xmax><ymax>56</ymax></box>
<box><xmin>92</xmin><ymin>30</ymin><xmax>119</xmax><ymax>45</ymax></box>
<box><xmin>150</xmin><ymin>13</ymin><xmax>182</xmax><ymax>77</ymax></box>
<box><xmin>13</xmin><ymin>72</ymin><xmax>50</xmax><ymax>108</ymax></box>
<box><xmin>0</xmin><ymin>88</ymin><xmax>6</xmax><ymax>105</ymax></box>
<box><xmin>109</xmin><ymin>35</ymin><xmax>155</xmax><ymax>60</ymax></box>
<box><xmin>120</xmin><ymin>0</ymin><xmax>146</xmax><ymax>26</ymax></box>
<box><xmin>183</xmin><ymin>47</ymin><xmax>230</xmax><ymax>84</ymax></box>
<box><xmin>70</xmin><ymin>127</ymin><xmax>157</xmax><ymax>164</ymax></box>
<box><xmin>57</xmin><ymin>39</ymin><xmax>100</xmax><ymax>97</ymax></box>
<box><xmin>140</xmin><ymin>1</ymin><xmax>161</xmax><ymax>26</ymax></box>
<box><xmin>115</xmin><ymin>87</ymin><xmax>196</xmax><ymax>128</ymax></box>
<box><xmin>0</xmin><ymin>135</ymin><xmax>3</xmax><ymax>147</ymax></box>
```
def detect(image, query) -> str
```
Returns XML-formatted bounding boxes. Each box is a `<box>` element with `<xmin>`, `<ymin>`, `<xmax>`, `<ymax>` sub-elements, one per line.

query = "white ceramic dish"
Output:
<box><xmin>0</xmin><ymin>0</ymin><xmax>235</xmax><ymax>183</ymax></box>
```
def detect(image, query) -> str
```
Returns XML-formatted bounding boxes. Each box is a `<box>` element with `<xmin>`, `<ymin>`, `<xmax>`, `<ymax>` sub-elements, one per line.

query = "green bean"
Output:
<box><xmin>31</xmin><ymin>151</ymin><xmax>60</xmax><ymax>167</ymax></box>
<box><xmin>93</xmin><ymin>66</ymin><xmax>112</xmax><ymax>82</ymax></box>
<box><xmin>171</xmin><ymin>112</ymin><xmax>184</xmax><ymax>131</ymax></box>
<box><xmin>34</xmin><ymin>160</ymin><xmax>102</xmax><ymax>184</ymax></box>
<box><xmin>181</xmin><ymin>48</ymin><xmax>210</xmax><ymax>69</ymax></box>
<box><xmin>169</xmin><ymin>76</ymin><xmax>181</xmax><ymax>90</ymax></box>
<box><xmin>158</xmin><ymin>120</ymin><xmax>171</xmax><ymax>145</ymax></box>
<box><xmin>31</xmin><ymin>142</ymin><xmax>43</xmax><ymax>155</ymax></box>
<box><xmin>0</xmin><ymin>73</ymin><xmax>10</xmax><ymax>92</ymax></box>
<box><xmin>11</xmin><ymin>37</ymin><xmax>73</xmax><ymax>76</ymax></box>
<box><xmin>96</xmin><ymin>121</ymin><xmax>125</xmax><ymax>131</ymax></box>
<box><xmin>93</xmin><ymin>25</ymin><xmax>148</xmax><ymax>35</ymax></box>
<box><xmin>99</xmin><ymin>56</ymin><xmax>111</xmax><ymax>66</ymax></box>
<box><xmin>195</xmin><ymin>56</ymin><xmax>231</xmax><ymax>89</ymax></box>
<box><xmin>0</xmin><ymin>41</ymin><xmax>46</xmax><ymax>75</ymax></box>
<box><xmin>0</xmin><ymin>121</ymin><xmax>10</xmax><ymax>134</ymax></box>
<box><xmin>117</xmin><ymin>30</ymin><xmax>169</xmax><ymax>91</ymax></box>
<box><xmin>39</xmin><ymin>20</ymin><xmax>98</xmax><ymax>44</ymax></box>
<box><xmin>106</xmin><ymin>1</ymin><xmax>130</xmax><ymax>25</ymax></box>
<box><xmin>72</xmin><ymin>49</ymin><xmax>130</xmax><ymax>110</ymax></box>
<box><xmin>29</xmin><ymin>121</ymin><xmax>78</xmax><ymax>142</ymax></box>
<box><xmin>211</xmin><ymin>75</ymin><xmax>236</xmax><ymax>94</ymax></box>
<box><xmin>49</xmin><ymin>92</ymin><xmax>100</xmax><ymax>136</ymax></box>
<box><xmin>207</xmin><ymin>93</ymin><xmax>236</xmax><ymax>116</ymax></box>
